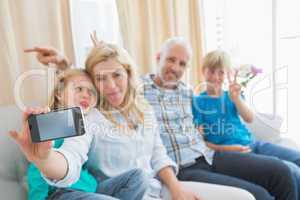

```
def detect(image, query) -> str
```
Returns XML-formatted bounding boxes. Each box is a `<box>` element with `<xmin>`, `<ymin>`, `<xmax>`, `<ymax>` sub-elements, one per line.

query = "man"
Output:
<box><xmin>140</xmin><ymin>37</ymin><xmax>297</xmax><ymax>200</ymax></box>
<box><xmin>26</xmin><ymin>39</ymin><xmax>296</xmax><ymax>200</ymax></box>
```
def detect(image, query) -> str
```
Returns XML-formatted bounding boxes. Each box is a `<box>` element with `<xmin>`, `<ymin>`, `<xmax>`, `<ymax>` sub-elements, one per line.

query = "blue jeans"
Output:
<box><xmin>251</xmin><ymin>140</ymin><xmax>300</xmax><ymax>200</ymax></box>
<box><xmin>178</xmin><ymin>151</ymin><xmax>297</xmax><ymax>200</ymax></box>
<box><xmin>48</xmin><ymin>169</ymin><xmax>149</xmax><ymax>200</ymax></box>
<box><xmin>47</xmin><ymin>188</ymin><xmax>117</xmax><ymax>200</ymax></box>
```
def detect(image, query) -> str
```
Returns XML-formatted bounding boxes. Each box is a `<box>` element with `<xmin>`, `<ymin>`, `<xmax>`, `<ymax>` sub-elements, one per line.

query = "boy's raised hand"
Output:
<box><xmin>228</xmin><ymin>69</ymin><xmax>242</xmax><ymax>103</ymax></box>
<box><xmin>24</xmin><ymin>47</ymin><xmax>70</xmax><ymax>70</ymax></box>
<box><xmin>9</xmin><ymin>107</ymin><xmax>53</xmax><ymax>163</ymax></box>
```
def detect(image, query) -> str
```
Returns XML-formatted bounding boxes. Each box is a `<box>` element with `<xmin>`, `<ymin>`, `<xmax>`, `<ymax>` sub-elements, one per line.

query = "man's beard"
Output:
<box><xmin>157</xmin><ymin>64</ymin><xmax>180</xmax><ymax>87</ymax></box>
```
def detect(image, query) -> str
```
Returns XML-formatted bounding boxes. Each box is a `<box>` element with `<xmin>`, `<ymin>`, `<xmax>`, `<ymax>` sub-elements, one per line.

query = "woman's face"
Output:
<box><xmin>92</xmin><ymin>58</ymin><xmax>128</xmax><ymax>108</ymax></box>
<box><xmin>60</xmin><ymin>75</ymin><xmax>97</xmax><ymax>114</ymax></box>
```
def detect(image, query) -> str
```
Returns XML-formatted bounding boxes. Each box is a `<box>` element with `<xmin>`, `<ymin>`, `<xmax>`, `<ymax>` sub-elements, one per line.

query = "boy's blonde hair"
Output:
<box><xmin>85</xmin><ymin>42</ymin><xmax>145</xmax><ymax>127</ymax></box>
<box><xmin>49</xmin><ymin>69</ymin><xmax>93</xmax><ymax>110</ymax></box>
<box><xmin>202</xmin><ymin>50</ymin><xmax>232</xmax><ymax>71</ymax></box>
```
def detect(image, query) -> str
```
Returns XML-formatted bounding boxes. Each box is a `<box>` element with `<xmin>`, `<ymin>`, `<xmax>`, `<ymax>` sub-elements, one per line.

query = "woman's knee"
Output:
<box><xmin>128</xmin><ymin>168</ymin><xmax>150</xmax><ymax>189</ymax></box>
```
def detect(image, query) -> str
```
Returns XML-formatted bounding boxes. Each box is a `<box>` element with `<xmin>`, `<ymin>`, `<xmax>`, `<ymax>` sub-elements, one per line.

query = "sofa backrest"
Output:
<box><xmin>245</xmin><ymin>112</ymin><xmax>283</xmax><ymax>142</ymax></box>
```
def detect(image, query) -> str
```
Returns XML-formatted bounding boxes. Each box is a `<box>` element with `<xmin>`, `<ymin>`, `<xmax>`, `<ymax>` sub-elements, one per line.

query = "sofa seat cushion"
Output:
<box><xmin>0</xmin><ymin>105</ymin><xmax>29</xmax><ymax>200</ymax></box>
<box><xmin>0</xmin><ymin>179</ymin><xmax>27</xmax><ymax>200</ymax></box>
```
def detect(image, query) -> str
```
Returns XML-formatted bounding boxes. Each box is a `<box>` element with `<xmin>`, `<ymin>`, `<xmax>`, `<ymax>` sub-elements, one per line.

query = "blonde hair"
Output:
<box><xmin>202</xmin><ymin>50</ymin><xmax>232</xmax><ymax>71</ymax></box>
<box><xmin>49</xmin><ymin>69</ymin><xmax>93</xmax><ymax>110</ymax></box>
<box><xmin>85</xmin><ymin>42</ymin><xmax>145</xmax><ymax>127</ymax></box>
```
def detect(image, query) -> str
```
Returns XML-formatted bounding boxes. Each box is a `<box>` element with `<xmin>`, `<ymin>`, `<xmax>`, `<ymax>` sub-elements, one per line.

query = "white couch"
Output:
<box><xmin>245</xmin><ymin>112</ymin><xmax>299</xmax><ymax>150</ymax></box>
<box><xmin>0</xmin><ymin>105</ymin><xmax>298</xmax><ymax>200</ymax></box>
<box><xmin>0</xmin><ymin>105</ymin><xmax>27</xmax><ymax>200</ymax></box>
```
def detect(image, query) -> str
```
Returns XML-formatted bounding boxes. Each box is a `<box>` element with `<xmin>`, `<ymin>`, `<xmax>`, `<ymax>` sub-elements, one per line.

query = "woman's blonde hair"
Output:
<box><xmin>85</xmin><ymin>42</ymin><xmax>145</xmax><ymax>127</ymax></box>
<box><xmin>202</xmin><ymin>50</ymin><xmax>232</xmax><ymax>71</ymax></box>
<box><xmin>48</xmin><ymin>69</ymin><xmax>93</xmax><ymax>110</ymax></box>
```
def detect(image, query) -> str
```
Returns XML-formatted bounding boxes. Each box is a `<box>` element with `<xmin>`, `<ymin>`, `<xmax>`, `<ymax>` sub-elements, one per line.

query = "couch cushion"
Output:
<box><xmin>0</xmin><ymin>105</ymin><xmax>28</xmax><ymax>182</ymax></box>
<box><xmin>245</xmin><ymin>113</ymin><xmax>283</xmax><ymax>142</ymax></box>
<box><xmin>0</xmin><ymin>179</ymin><xmax>27</xmax><ymax>200</ymax></box>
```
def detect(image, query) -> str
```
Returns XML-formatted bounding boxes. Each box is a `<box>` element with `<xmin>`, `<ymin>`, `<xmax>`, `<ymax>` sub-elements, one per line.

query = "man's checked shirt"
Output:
<box><xmin>141</xmin><ymin>74</ymin><xmax>214</xmax><ymax>167</ymax></box>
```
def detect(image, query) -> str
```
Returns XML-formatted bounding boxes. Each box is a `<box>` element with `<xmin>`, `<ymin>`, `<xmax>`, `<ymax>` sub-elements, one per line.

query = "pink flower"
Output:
<box><xmin>236</xmin><ymin>64</ymin><xmax>263</xmax><ymax>87</ymax></box>
<box><xmin>251</xmin><ymin>65</ymin><xmax>263</xmax><ymax>76</ymax></box>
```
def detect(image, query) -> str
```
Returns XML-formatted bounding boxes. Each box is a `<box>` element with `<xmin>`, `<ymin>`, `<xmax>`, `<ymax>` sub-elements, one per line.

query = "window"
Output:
<box><xmin>203</xmin><ymin>0</ymin><xmax>300</xmax><ymax>142</ymax></box>
<box><xmin>69</xmin><ymin>0</ymin><xmax>122</xmax><ymax>67</ymax></box>
<box><xmin>276</xmin><ymin>0</ymin><xmax>300</xmax><ymax>138</ymax></box>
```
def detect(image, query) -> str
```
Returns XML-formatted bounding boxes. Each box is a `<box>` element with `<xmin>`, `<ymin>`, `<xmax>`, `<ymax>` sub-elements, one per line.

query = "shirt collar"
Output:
<box><xmin>143</xmin><ymin>73</ymin><xmax>186</xmax><ymax>91</ymax></box>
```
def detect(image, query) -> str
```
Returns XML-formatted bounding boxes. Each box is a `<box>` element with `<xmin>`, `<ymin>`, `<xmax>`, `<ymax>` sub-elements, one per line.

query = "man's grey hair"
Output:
<box><xmin>159</xmin><ymin>37</ymin><xmax>193</xmax><ymax>61</ymax></box>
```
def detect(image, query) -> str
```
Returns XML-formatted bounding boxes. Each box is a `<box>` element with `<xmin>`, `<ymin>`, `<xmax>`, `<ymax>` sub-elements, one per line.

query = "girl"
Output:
<box><xmin>10</xmin><ymin>68</ymin><xmax>148</xmax><ymax>200</ymax></box>
<box><xmin>192</xmin><ymin>50</ymin><xmax>300</xmax><ymax>199</ymax></box>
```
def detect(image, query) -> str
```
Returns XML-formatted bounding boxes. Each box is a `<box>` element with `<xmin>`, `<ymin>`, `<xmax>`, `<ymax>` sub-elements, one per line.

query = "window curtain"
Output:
<box><xmin>0</xmin><ymin>0</ymin><xmax>74</xmax><ymax>107</ymax></box>
<box><xmin>116</xmin><ymin>0</ymin><xmax>205</xmax><ymax>87</ymax></box>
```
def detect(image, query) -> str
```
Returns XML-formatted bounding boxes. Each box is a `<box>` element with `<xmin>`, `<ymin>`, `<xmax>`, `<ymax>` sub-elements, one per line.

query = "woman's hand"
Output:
<box><xmin>24</xmin><ymin>47</ymin><xmax>70</xmax><ymax>70</ymax></box>
<box><xmin>9</xmin><ymin>107</ymin><xmax>53</xmax><ymax>163</ymax></box>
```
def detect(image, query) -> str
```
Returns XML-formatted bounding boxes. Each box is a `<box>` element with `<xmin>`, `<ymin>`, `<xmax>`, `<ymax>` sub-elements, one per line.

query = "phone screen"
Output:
<box><xmin>36</xmin><ymin>109</ymin><xmax>76</xmax><ymax>141</ymax></box>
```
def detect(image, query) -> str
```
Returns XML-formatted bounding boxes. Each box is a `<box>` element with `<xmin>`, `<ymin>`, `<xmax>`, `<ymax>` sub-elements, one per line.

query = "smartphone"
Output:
<box><xmin>28</xmin><ymin>107</ymin><xmax>86</xmax><ymax>143</ymax></box>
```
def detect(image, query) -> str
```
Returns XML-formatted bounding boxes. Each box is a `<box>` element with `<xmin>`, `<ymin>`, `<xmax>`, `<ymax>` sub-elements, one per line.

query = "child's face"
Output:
<box><xmin>61</xmin><ymin>75</ymin><xmax>97</xmax><ymax>114</ymax></box>
<box><xmin>203</xmin><ymin>67</ymin><xmax>226</xmax><ymax>91</ymax></box>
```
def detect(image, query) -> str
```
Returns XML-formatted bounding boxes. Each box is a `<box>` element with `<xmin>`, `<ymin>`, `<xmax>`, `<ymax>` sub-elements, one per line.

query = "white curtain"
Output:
<box><xmin>0</xmin><ymin>0</ymin><xmax>74</xmax><ymax>107</ymax></box>
<box><xmin>116</xmin><ymin>0</ymin><xmax>205</xmax><ymax>86</ymax></box>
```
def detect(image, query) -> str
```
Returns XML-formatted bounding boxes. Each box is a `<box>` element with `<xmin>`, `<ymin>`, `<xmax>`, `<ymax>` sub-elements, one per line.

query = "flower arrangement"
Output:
<box><xmin>236</xmin><ymin>64</ymin><xmax>263</xmax><ymax>87</ymax></box>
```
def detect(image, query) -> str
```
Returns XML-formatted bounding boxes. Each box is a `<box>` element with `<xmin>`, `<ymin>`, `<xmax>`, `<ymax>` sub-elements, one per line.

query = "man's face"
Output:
<box><xmin>158</xmin><ymin>44</ymin><xmax>189</xmax><ymax>85</ymax></box>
